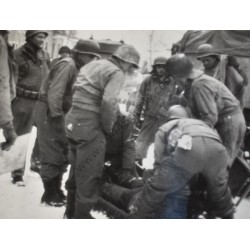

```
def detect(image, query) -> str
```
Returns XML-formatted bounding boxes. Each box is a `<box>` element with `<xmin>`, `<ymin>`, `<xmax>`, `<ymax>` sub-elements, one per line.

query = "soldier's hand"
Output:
<box><xmin>1</xmin><ymin>122</ymin><xmax>17</xmax><ymax>151</ymax></box>
<box><xmin>127</xmin><ymin>177</ymin><xmax>143</xmax><ymax>189</ymax></box>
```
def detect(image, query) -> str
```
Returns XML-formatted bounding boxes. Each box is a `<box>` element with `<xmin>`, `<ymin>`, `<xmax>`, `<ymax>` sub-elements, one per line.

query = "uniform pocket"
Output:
<box><xmin>65</xmin><ymin>113</ymin><xmax>100</xmax><ymax>142</ymax></box>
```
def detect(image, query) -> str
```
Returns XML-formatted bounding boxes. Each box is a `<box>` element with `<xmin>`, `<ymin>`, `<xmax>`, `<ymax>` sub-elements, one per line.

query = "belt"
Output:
<box><xmin>217</xmin><ymin>106</ymin><xmax>242</xmax><ymax>126</ymax></box>
<box><xmin>219</xmin><ymin>106</ymin><xmax>241</xmax><ymax>118</ymax></box>
<box><xmin>16</xmin><ymin>87</ymin><xmax>39</xmax><ymax>100</ymax></box>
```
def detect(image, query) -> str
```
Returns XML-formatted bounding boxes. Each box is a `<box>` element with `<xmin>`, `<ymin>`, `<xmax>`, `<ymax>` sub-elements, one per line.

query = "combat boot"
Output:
<box><xmin>12</xmin><ymin>176</ymin><xmax>26</xmax><ymax>187</ymax></box>
<box><xmin>101</xmin><ymin>182</ymin><xmax>140</xmax><ymax>211</ymax></box>
<box><xmin>41</xmin><ymin>179</ymin><xmax>65</xmax><ymax>207</ymax></box>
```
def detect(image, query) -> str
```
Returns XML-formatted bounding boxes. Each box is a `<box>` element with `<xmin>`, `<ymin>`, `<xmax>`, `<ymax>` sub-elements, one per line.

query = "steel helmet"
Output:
<box><xmin>196</xmin><ymin>44</ymin><xmax>220</xmax><ymax>60</ymax></box>
<box><xmin>153</xmin><ymin>56</ymin><xmax>168</xmax><ymax>66</ymax></box>
<box><xmin>167</xmin><ymin>105</ymin><xmax>189</xmax><ymax>120</ymax></box>
<box><xmin>59</xmin><ymin>46</ymin><xmax>71</xmax><ymax>54</ymax></box>
<box><xmin>165</xmin><ymin>54</ymin><xmax>193</xmax><ymax>78</ymax></box>
<box><xmin>72</xmin><ymin>39</ymin><xmax>101</xmax><ymax>58</ymax></box>
<box><xmin>25</xmin><ymin>30</ymin><xmax>49</xmax><ymax>39</ymax></box>
<box><xmin>113</xmin><ymin>44</ymin><xmax>140</xmax><ymax>68</ymax></box>
<box><xmin>98</xmin><ymin>39</ymin><xmax>122</xmax><ymax>58</ymax></box>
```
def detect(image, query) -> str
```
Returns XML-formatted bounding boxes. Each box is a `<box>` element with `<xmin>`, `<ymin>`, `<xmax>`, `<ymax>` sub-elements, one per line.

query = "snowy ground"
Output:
<box><xmin>0</xmin><ymin>128</ymin><xmax>250</xmax><ymax>219</ymax></box>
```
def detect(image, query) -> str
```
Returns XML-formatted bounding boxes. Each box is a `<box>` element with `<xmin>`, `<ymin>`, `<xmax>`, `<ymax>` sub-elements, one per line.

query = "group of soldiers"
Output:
<box><xmin>0</xmin><ymin>30</ymin><xmax>248</xmax><ymax>219</ymax></box>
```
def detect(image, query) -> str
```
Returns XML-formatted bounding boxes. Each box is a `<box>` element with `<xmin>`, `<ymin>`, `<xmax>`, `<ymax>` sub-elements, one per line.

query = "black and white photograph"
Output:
<box><xmin>1</xmin><ymin>1</ymin><xmax>250</xmax><ymax>249</ymax></box>
<box><xmin>1</xmin><ymin>29</ymin><xmax>250</xmax><ymax>220</ymax></box>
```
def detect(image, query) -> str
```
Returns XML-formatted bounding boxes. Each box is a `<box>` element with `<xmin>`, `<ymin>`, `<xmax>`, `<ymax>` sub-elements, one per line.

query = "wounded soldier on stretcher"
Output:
<box><xmin>98</xmin><ymin>105</ymin><xmax>236</xmax><ymax>219</ymax></box>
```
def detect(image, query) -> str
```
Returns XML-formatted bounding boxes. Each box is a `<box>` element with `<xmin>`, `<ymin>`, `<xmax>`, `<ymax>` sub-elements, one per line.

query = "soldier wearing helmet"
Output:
<box><xmin>129</xmin><ymin>56</ymin><xmax>179</xmax><ymax>165</ymax></box>
<box><xmin>35</xmin><ymin>39</ymin><xmax>101</xmax><ymax>207</ymax></box>
<box><xmin>51</xmin><ymin>46</ymin><xmax>71</xmax><ymax>67</ymax></box>
<box><xmin>63</xmin><ymin>44</ymin><xmax>140</xmax><ymax>218</ymax></box>
<box><xmin>10</xmin><ymin>30</ymin><xmax>50</xmax><ymax>186</ymax></box>
<box><xmin>165</xmin><ymin>54</ymin><xmax>246</xmax><ymax>166</ymax></box>
<box><xmin>58</xmin><ymin>46</ymin><xmax>71</xmax><ymax>58</ymax></box>
<box><xmin>197</xmin><ymin>43</ymin><xmax>247</xmax><ymax>107</ymax></box>
<box><xmin>129</xmin><ymin>105</ymin><xmax>234</xmax><ymax>219</ymax></box>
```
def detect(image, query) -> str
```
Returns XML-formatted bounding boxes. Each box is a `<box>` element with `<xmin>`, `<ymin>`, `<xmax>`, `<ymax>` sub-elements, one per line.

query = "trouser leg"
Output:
<box><xmin>74</xmin><ymin>132</ymin><xmax>106</xmax><ymax>219</ymax></box>
<box><xmin>157</xmin><ymin>188</ymin><xmax>190</xmax><ymax>219</ymax></box>
<box><xmin>11</xmin><ymin>98</ymin><xmax>36</xmax><ymax>178</ymax></box>
<box><xmin>216</xmin><ymin>113</ymin><xmax>246</xmax><ymax>166</ymax></box>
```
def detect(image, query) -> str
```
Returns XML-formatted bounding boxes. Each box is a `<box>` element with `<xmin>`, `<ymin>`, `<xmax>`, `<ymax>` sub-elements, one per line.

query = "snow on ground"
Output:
<box><xmin>0</xmin><ymin>129</ymin><xmax>250</xmax><ymax>219</ymax></box>
<box><xmin>0</xmin><ymin>128</ymin><xmax>107</xmax><ymax>219</ymax></box>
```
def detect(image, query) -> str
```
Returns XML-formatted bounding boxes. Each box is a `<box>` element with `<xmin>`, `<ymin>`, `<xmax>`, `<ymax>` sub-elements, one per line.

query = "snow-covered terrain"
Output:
<box><xmin>0</xmin><ymin>128</ymin><xmax>250</xmax><ymax>219</ymax></box>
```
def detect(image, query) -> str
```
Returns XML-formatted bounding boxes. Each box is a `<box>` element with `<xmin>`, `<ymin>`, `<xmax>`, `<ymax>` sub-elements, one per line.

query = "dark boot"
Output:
<box><xmin>55</xmin><ymin>174</ymin><xmax>66</xmax><ymax>202</ymax></box>
<box><xmin>12</xmin><ymin>176</ymin><xmax>25</xmax><ymax>187</ymax></box>
<box><xmin>41</xmin><ymin>179</ymin><xmax>65</xmax><ymax>207</ymax></box>
<box><xmin>63</xmin><ymin>192</ymin><xmax>76</xmax><ymax>219</ymax></box>
<box><xmin>101</xmin><ymin>182</ymin><xmax>140</xmax><ymax>211</ymax></box>
<box><xmin>74</xmin><ymin>202</ymin><xmax>95</xmax><ymax>219</ymax></box>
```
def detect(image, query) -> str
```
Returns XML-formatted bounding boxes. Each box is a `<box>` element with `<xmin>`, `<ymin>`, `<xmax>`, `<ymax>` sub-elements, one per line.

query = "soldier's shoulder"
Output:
<box><xmin>94</xmin><ymin>59</ymin><xmax>123</xmax><ymax>75</ymax></box>
<box><xmin>52</xmin><ymin>57</ymin><xmax>75</xmax><ymax>69</ymax></box>
<box><xmin>59</xmin><ymin>57</ymin><xmax>75</xmax><ymax>66</ymax></box>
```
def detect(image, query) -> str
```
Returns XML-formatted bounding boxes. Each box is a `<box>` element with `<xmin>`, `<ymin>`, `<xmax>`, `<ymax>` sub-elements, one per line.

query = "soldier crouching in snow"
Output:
<box><xmin>128</xmin><ymin>105</ymin><xmax>234</xmax><ymax>219</ymax></box>
<box><xmin>101</xmin><ymin>105</ymin><xmax>235</xmax><ymax>219</ymax></box>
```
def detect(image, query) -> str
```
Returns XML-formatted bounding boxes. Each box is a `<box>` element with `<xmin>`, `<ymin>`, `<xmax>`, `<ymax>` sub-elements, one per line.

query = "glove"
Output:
<box><xmin>127</xmin><ymin>177</ymin><xmax>143</xmax><ymax>189</ymax></box>
<box><xmin>1</xmin><ymin>122</ymin><xmax>17</xmax><ymax>151</ymax></box>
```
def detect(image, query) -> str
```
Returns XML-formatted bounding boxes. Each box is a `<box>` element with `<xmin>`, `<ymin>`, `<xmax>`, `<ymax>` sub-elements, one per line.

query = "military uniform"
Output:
<box><xmin>65</xmin><ymin>58</ymin><xmax>125</xmax><ymax>218</ymax></box>
<box><xmin>132</xmin><ymin>74</ymin><xmax>178</xmax><ymax>159</ymax></box>
<box><xmin>182</xmin><ymin>70</ymin><xmax>246</xmax><ymax>166</ymax></box>
<box><xmin>131</xmin><ymin>118</ymin><xmax>234</xmax><ymax>219</ymax></box>
<box><xmin>203</xmin><ymin>55</ymin><xmax>246</xmax><ymax>107</ymax></box>
<box><xmin>11</xmin><ymin>43</ymin><xmax>49</xmax><ymax>178</ymax></box>
<box><xmin>35</xmin><ymin>57</ymin><xmax>80</xmax><ymax>182</ymax></box>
